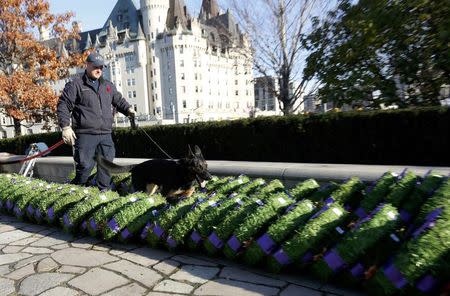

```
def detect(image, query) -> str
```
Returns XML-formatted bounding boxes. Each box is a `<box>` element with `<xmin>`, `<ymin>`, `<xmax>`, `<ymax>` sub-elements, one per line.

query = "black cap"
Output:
<box><xmin>86</xmin><ymin>52</ymin><xmax>106</xmax><ymax>67</ymax></box>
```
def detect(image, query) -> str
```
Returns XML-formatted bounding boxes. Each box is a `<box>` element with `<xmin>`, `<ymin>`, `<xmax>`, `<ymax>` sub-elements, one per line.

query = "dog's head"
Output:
<box><xmin>184</xmin><ymin>145</ymin><xmax>212</xmax><ymax>186</ymax></box>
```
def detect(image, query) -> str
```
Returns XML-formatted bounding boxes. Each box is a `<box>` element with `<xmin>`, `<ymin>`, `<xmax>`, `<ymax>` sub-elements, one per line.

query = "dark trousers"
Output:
<box><xmin>71</xmin><ymin>133</ymin><xmax>115</xmax><ymax>191</ymax></box>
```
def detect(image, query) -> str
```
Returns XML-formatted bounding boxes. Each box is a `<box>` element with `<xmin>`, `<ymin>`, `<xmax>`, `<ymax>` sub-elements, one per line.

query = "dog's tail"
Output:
<box><xmin>96</xmin><ymin>155</ymin><xmax>135</xmax><ymax>174</ymax></box>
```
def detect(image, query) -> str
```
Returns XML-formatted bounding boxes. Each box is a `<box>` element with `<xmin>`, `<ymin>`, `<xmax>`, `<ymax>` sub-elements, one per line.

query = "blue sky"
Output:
<box><xmin>49</xmin><ymin>0</ymin><xmax>230</xmax><ymax>32</ymax></box>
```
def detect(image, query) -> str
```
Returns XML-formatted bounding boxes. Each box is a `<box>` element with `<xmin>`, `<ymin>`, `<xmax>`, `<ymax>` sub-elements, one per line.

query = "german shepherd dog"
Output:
<box><xmin>97</xmin><ymin>145</ymin><xmax>212</xmax><ymax>200</ymax></box>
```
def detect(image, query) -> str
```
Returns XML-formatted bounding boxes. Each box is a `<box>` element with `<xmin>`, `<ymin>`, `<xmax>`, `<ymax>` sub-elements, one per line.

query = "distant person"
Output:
<box><xmin>57</xmin><ymin>52</ymin><xmax>135</xmax><ymax>190</ymax></box>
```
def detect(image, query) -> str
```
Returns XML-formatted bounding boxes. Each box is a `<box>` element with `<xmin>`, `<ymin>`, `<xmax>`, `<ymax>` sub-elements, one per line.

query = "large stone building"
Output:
<box><xmin>0</xmin><ymin>0</ymin><xmax>254</xmax><ymax>138</ymax></box>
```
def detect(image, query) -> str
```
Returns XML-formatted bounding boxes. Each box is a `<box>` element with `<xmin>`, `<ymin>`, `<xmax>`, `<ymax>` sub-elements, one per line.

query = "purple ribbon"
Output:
<box><xmin>167</xmin><ymin>237</ymin><xmax>177</xmax><ymax>248</ymax></box>
<box><xmin>14</xmin><ymin>206</ymin><xmax>23</xmax><ymax>217</ymax></box>
<box><xmin>323</xmin><ymin>249</ymin><xmax>346</xmax><ymax>272</ymax></box>
<box><xmin>47</xmin><ymin>207</ymin><xmax>54</xmax><ymax>221</ymax></box>
<box><xmin>89</xmin><ymin>218</ymin><xmax>97</xmax><ymax>231</ymax></box>
<box><xmin>6</xmin><ymin>200</ymin><xmax>13</xmax><ymax>210</ymax></box>
<box><xmin>353</xmin><ymin>203</ymin><xmax>385</xmax><ymax>230</ymax></box>
<box><xmin>208</xmin><ymin>232</ymin><xmax>224</xmax><ymax>249</ymax></box>
<box><xmin>273</xmin><ymin>248</ymin><xmax>291</xmax><ymax>265</ymax></box>
<box><xmin>121</xmin><ymin>228</ymin><xmax>131</xmax><ymax>240</ymax></box>
<box><xmin>412</xmin><ymin>208</ymin><xmax>443</xmax><ymax>239</ymax></box>
<box><xmin>140</xmin><ymin>223</ymin><xmax>152</xmax><ymax>239</ymax></box>
<box><xmin>383</xmin><ymin>263</ymin><xmax>408</xmax><ymax>289</ymax></box>
<box><xmin>399</xmin><ymin>209</ymin><xmax>411</xmax><ymax>222</ymax></box>
<box><xmin>256</xmin><ymin>233</ymin><xmax>276</xmax><ymax>255</ymax></box>
<box><xmin>350</xmin><ymin>262</ymin><xmax>365</xmax><ymax>278</ymax></box>
<box><xmin>35</xmin><ymin>209</ymin><xmax>42</xmax><ymax>219</ymax></box>
<box><xmin>416</xmin><ymin>274</ymin><xmax>438</xmax><ymax>293</ymax></box>
<box><xmin>309</xmin><ymin>205</ymin><xmax>330</xmax><ymax>221</ymax></box>
<box><xmin>107</xmin><ymin>218</ymin><xmax>120</xmax><ymax>233</ymax></box>
<box><xmin>152</xmin><ymin>224</ymin><xmax>165</xmax><ymax>238</ymax></box>
<box><xmin>354</xmin><ymin>207</ymin><xmax>368</xmax><ymax>219</ymax></box>
<box><xmin>227</xmin><ymin>235</ymin><xmax>241</xmax><ymax>252</ymax></box>
<box><xmin>190</xmin><ymin>231</ymin><xmax>202</xmax><ymax>244</ymax></box>
<box><xmin>63</xmin><ymin>214</ymin><xmax>72</xmax><ymax>227</ymax></box>
<box><xmin>27</xmin><ymin>205</ymin><xmax>34</xmax><ymax>215</ymax></box>
<box><xmin>324</xmin><ymin>197</ymin><xmax>335</xmax><ymax>205</ymax></box>
<box><xmin>81</xmin><ymin>221</ymin><xmax>87</xmax><ymax>230</ymax></box>
<box><xmin>301</xmin><ymin>251</ymin><xmax>313</xmax><ymax>263</ymax></box>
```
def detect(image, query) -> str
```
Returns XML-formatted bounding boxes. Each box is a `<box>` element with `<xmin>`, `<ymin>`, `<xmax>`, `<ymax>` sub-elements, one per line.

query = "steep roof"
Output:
<box><xmin>166</xmin><ymin>0</ymin><xmax>191</xmax><ymax>30</ymax></box>
<box><xmin>199</xmin><ymin>0</ymin><xmax>220</xmax><ymax>20</ymax></box>
<box><xmin>103</xmin><ymin>0</ymin><xmax>140</xmax><ymax>37</ymax></box>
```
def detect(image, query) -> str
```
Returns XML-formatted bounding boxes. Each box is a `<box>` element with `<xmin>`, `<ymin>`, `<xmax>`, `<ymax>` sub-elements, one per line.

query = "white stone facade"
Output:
<box><xmin>0</xmin><ymin>0</ymin><xmax>254</xmax><ymax>138</ymax></box>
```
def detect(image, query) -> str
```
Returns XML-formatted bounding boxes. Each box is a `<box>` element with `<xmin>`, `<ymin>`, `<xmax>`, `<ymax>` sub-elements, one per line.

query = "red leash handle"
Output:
<box><xmin>0</xmin><ymin>139</ymin><xmax>65</xmax><ymax>165</ymax></box>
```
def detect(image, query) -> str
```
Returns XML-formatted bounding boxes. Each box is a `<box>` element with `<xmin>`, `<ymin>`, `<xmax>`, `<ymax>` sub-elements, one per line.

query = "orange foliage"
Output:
<box><xmin>0</xmin><ymin>0</ymin><xmax>85</xmax><ymax>135</ymax></box>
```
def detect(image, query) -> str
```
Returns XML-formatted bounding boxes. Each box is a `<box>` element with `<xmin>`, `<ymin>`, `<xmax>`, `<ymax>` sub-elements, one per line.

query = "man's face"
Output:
<box><xmin>86</xmin><ymin>62</ymin><xmax>103</xmax><ymax>80</ymax></box>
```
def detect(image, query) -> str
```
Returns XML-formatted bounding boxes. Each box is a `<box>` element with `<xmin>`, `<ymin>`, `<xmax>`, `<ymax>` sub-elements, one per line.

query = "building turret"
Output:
<box><xmin>199</xmin><ymin>0</ymin><xmax>219</xmax><ymax>20</ymax></box>
<box><xmin>166</xmin><ymin>0</ymin><xmax>190</xmax><ymax>30</ymax></box>
<box><xmin>140</xmin><ymin>0</ymin><xmax>170</xmax><ymax>40</ymax></box>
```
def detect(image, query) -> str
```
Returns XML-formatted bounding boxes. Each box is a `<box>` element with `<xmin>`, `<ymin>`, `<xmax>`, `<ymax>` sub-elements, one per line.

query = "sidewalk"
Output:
<box><xmin>0</xmin><ymin>214</ymin><xmax>365</xmax><ymax>296</ymax></box>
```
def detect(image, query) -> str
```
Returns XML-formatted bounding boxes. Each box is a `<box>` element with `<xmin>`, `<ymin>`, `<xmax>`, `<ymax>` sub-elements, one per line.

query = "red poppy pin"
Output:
<box><xmin>106</xmin><ymin>85</ymin><xmax>111</xmax><ymax>93</ymax></box>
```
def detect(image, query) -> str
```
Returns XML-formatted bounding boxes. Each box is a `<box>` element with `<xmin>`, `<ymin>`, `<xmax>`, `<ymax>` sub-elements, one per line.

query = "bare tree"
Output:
<box><xmin>230</xmin><ymin>0</ymin><xmax>327</xmax><ymax>114</ymax></box>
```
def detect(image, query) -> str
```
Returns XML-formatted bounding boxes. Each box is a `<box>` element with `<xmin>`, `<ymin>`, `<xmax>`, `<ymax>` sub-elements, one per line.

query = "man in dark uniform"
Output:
<box><xmin>57</xmin><ymin>52</ymin><xmax>135</xmax><ymax>190</ymax></box>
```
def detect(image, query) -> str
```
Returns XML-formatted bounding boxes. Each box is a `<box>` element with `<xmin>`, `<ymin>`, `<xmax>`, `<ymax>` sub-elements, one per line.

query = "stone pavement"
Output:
<box><xmin>0</xmin><ymin>214</ymin><xmax>366</xmax><ymax>296</ymax></box>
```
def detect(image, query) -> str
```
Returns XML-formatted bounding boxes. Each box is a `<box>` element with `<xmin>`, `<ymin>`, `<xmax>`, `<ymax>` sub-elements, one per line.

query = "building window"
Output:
<box><xmin>180</xmin><ymin>60</ymin><xmax>184</xmax><ymax>67</ymax></box>
<box><xmin>27</xmin><ymin>129</ymin><xmax>33</xmax><ymax>135</ymax></box>
<box><xmin>128</xmin><ymin>91</ymin><xmax>132</xmax><ymax>99</ymax></box>
<box><xmin>127</xmin><ymin>79</ymin><xmax>131</xmax><ymax>86</ymax></box>
<box><xmin>132</xmin><ymin>78</ymin><xmax>136</xmax><ymax>85</ymax></box>
<box><xmin>134</xmin><ymin>104</ymin><xmax>137</xmax><ymax>111</ymax></box>
<box><xmin>154</xmin><ymin>82</ymin><xmax>157</xmax><ymax>88</ymax></box>
<box><xmin>182</xmin><ymin>100</ymin><xmax>187</xmax><ymax>108</ymax></box>
<box><xmin>169</xmin><ymin>88</ymin><xmax>173</xmax><ymax>94</ymax></box>
<box><xmin>1</xmin><ymin>131</ymin><xmax>6</xmax><ymax>138</ymax></box>
<box><xmin>168</xmin><ymin>74</ymin><xmax>172</xmax><ymax>81</ymax></box>
<box><xmin>235</xmin><ymin>90</ymin><xmax>239</xmax><ymax>96</ymax></box>
<box><xmin>180</xmin><ymin>47</ymin><xmax>184</xmax><ymax>54</ymax></box>
<box><xmin>195</xmin><ymin>73</ymin><xmax>198</xmax><ymax>80</ymax></box>
<box><xmin>133</xmin><ymin>91</ymin><xmax>137</xmax><ymax>98</ymax></box>
<box><xmin>181</xmin><ymin>73</ymin><xmax>185</xmax><ymax>80</ymax></box>
<box><xmin>182</xmin><ymin>86</ymin><xmax>186</xmax><ymax>93</ymax></box>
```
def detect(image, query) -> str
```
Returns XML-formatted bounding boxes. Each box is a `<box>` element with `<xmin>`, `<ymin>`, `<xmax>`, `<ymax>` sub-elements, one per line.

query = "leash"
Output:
<box><xmin>129</xmin><ymin>116</ymin><xmax>173</xmax><ymax>160</ymax></box>
<box><xmin>0</xmin><ymin>139</ymin><xmax>65</xmax><ymax>165</ymax></box>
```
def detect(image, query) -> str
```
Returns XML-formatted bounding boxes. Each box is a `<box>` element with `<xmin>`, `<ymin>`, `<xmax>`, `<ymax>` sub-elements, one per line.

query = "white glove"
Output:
<box><xmin>62</xmin><ymin>126</ymin><xmax>77</xmax><ymax>146</ymax></box>
<box><xmin>127</xmin><ymin>107</ymin><xmax>136</xmax><ymax>118</ymax></box>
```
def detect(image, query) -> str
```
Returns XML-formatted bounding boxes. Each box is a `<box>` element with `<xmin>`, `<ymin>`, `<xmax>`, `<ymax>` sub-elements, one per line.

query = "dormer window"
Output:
<box><xmin>117</xmin><ymin>15</ymin><xmax>123</xmax><ymax>22</ymax></box>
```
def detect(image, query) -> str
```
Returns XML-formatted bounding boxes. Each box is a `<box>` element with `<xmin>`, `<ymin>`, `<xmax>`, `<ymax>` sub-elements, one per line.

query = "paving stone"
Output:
<box><xmin>110</xmin><ymin>250</ymin><xmax>126</xmax><ymax>256</ymax></box>
<box><xmin>118</xmin><ymin>247</ymin><xmax>172</xmax><ymax>267</ymax></box>
<box><xmin>0</xmin><ymin>230</ymin><xmax>33</xmax><ymax>244</ymax></box>
<box><xmin>280</xmin><ymin>284</ymin><xmax>322</xmax><ymax>296</ymax></box>
<box><xmin>219</xmin><ymin>267</ymin><xmax>285</xmax><ymax>287</ymax></box>
<box><xmin>22</xmin><ymin>246</ymin><xmax>53</xmax><ymax>254</ymax></box>
<box><xmin>100</xmin><ymin>283</ymin><xmax>147</xmax><ymax>296</ymax></box>
<box><xmin>5</xmin><ymin>263</ymin><xmax>35</xmax><ymax>280</ymax></box>
<box><xmin>104</xmin><ymin>259</ymin><xmax>163</xmax><ymax>288</ymax></box>
<box><xmin>52</xmin><ymin>247</ymin><xmax>118</xmax><ymax>267</ymax></box>
<box><xmin>194</xmin><ymin>279</ymin><xmax>280</xmax><ymax>296</ymax></box>
<box><xmin>147</xmin><ymin>293</ymin><xmax>184</xmax><ymax>296</ymax></box>
<box><xmin>171</xmin><ymin>255</ymin><xmax>218</xmax><ymax>266</ymax></box>
<box><xmin>93</xmin><ymin>244</ymin><xmax>111</xmax><ymax>252</ymax></box>
<box><xmin>40</xmin><ymin>286</ymin><xmax>80</xmax><ymax>296</ymax></box>
<box><xmin>71</xmin><ymin>237</ymin><xmax>100</xmax><ymax>249</ymax></box>
<box><xmin>2</xmin><ymin>245</ymin><xmax>24</xmax><ymax>253</ymax></box>
<box><xmin>0</xmin><ymin>253</ymin><xmax>32</xmax><ymax>265</ymax></box>
<box><xmin>21</xmin><ymin>224</ymin><xmax>48</xmax><ymax>233</ymax></box>
<box><xmin>51</xmin><ymin>243</ymin><xmax>71</xmax><ymax>250</ymax></box>
<box><xmin>38</xmin><ymin>229</ymin><xmax>57</xmax><ymax>236</ymax></box>
<box><xmin>0</xmin><ymin>225</ymin><xmax>16</xmax><ymax>233</ymax></box>
<box><xmin>170</xmin><ymin>265</ymin><xmax>219</xmax><ymax>284</ymax></box>
<box><xmin>275</xmin><ymin>273</ymin><xmax>322</xmax><ymax>290</ymax></box>
<box><xmin>108</xmin><ymin>242</ymin><xmax>139</xmax><ymax>251</ymax></box>
<box><xmin>57</xmin><ymin>265</ymin><xmax>87</xmax><ymax>274</ymax></box>
<box><xmin>153</xmin><ymin>280</ymin><xmax>194</xmax><ymax>294</ymax></box>
<box><xmin>0</xmin><ymin>265</ymin><xmax>11</xmax><ymax>276</ymax></box>
<box><xmin>152</xmin><ymin>259</ymin><xmax>180</xmax><ymax>275</ymax></box>
<box><xmin>31</xmin><ymin>232</ymin><xmax>74</xmax><ymax>247</ymax></box>
<box><xmin>18</xmin><ymin>272</ymin><xmax>75</xmax><ymax>296</ymax></box>
<box><xmin>14</xmin><ymin>254</ymin><xmax>47</xmax><ymax>269</ymax></box>
<box><xmin>37</xmin><ymin>257</ymin><xmax>59</xmax><ymax>272</ymax></box>
<box><xmin>69</xmin><ymin>267</ymin><xmax>130</xmax><ymax>295</ymax></box>
<box><xmin>0</xmin><ymin>277</ymin><xmax>15</xmax><ymax>295</ymax></box>
<box><xmin>320</xmin><ymin>284</ymin><xmax>366</xmax><ymax>296</ymax></box>
<box><xmin>9</xmin><ymin>236</ymin><xmax>41</xmax><ymax>246</ymax></box>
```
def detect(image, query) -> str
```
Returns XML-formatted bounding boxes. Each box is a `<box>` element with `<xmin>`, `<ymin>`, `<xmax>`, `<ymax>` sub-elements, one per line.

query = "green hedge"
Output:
<box><xmin>1</xmin><ymin>107</ymin><xmax>448</xmax><ymax>165</ymax></box>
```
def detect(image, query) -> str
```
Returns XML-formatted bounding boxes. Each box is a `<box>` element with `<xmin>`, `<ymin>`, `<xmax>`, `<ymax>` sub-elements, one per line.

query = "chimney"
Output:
<box><xmin>39</xmin><ymin>26</ymin><xmax>50</xmax><ymax>41</ymax></box>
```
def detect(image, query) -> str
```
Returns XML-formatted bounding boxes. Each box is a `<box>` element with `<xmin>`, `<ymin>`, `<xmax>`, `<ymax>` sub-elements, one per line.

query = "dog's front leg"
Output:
<box><xmin>146</xmin><ymin>183</ymin><xmax>159</xmax><ymax>195</ymax></box>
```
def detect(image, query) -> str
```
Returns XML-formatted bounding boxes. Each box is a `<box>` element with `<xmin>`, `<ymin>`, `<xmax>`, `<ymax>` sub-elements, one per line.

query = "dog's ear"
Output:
<box><xmin>187</xmin><ymin>144</ymin><xmax>194</xmax><ymax>158</ymax></box>
<box><xmin>193</xmin><ymin>145</ymin><xmax>204</xmax><ymax>158</ymax></box>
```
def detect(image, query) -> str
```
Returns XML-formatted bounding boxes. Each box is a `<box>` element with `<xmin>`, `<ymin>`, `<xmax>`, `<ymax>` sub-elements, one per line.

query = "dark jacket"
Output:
<box><xmin>57</xmin><ymin>72</ymin><xmax>131</xmax><ymax>134</ymax></box>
